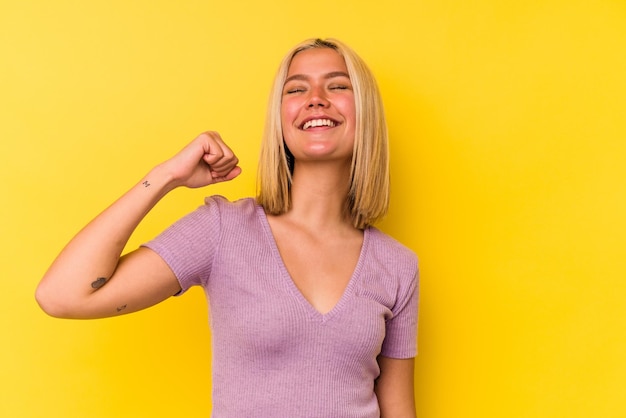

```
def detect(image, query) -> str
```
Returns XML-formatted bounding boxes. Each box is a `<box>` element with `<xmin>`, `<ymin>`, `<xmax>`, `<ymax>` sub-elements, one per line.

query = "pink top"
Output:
<box><xmin>144</xmin><ymin>196</ymin><xmax>419</xmax><ymax>417</ymax></box>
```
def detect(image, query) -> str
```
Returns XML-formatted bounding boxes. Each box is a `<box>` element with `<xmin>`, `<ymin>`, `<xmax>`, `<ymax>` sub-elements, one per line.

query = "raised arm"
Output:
<box><xmin>35</xmin><ymin>132</ymin><xmax>241</xmax><ymax>319</ymax></box>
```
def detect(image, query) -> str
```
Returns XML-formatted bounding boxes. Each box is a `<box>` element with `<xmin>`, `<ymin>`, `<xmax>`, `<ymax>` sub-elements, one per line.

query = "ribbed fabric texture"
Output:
<box><xmin>143</xmin><ymin>196</ymin><xmax>419</xmax><ymax>417</ymax></box>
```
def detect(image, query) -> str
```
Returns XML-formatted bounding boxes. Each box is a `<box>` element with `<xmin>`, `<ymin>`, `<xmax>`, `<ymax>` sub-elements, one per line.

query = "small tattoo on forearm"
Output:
<box><xmin>142</xmin><ymin>180</ymin><xmax>150</xmax><ymax>187</ymax></box>
<box><xmin>116</xmin><ymin>304</ymin><xmax>127</xmax><ymax>312</ymax></box>
<box><xmin>91</xmin><ymin>277</ymin><xmax>107</xmax><ymax>289</ymax></box>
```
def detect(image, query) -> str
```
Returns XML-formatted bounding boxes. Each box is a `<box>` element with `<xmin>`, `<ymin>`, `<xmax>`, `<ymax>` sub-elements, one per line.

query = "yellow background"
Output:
<box><xmin>2</xmin><ymin>0</ymin><xmax>625</xmax><ymax>417</ymax></box>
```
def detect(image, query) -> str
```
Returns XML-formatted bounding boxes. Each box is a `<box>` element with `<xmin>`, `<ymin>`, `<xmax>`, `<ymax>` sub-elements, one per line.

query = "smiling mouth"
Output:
<box><xmin>301</xmin><ymin>118</ymin><xmax>338</xmax><ymax>130</ymax></box>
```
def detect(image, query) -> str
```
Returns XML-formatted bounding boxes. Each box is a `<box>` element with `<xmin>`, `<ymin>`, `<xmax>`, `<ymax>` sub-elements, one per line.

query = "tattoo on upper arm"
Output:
<box><xmin>91</xmin><ymin>277</ymin><xmax>107</xmax><ymax>289</ymax></box>
<box><xmin>142</xmin><ymin>180</ymin><xmax>150</xmax><ymax>187</ymax></box>
<box><xmin>116</xmin><ymin>304</ymin><xmax>127</xmax><ymax>312</ymax></box>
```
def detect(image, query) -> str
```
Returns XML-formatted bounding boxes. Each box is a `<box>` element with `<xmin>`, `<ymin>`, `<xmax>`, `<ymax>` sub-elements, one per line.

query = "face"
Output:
<box><xmin>280</xmin><ymin>47</ymin><xmax>356</xmax><ymax>164</ymax></box>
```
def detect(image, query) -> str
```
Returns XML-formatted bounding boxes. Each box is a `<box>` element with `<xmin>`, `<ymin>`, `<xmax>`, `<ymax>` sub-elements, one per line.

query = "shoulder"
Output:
<box><xmin>360</xmin><ymin>227</ymin><xmax>419</xmax><ymax>320</ymax></box>
<box><xmin>365</xmin><ymin>227</ymin><xmax>418</xmax><ymax>273</ymax></box>
<box><xmin>201</xmin><ymin>195</ymin><xmax>263</xmax><ymax>232</ymax></box>
<box><xmin>203</xmin><ymin>195</ymin><xmax>258</xmax><ymax>216</ymax></box>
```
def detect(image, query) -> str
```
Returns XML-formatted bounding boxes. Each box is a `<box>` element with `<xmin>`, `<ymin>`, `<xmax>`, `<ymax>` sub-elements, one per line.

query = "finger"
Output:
<box><xmin>211</xmin><ymin>166</ymin><xmax>242</xmax><ymax>183</ymax></box>
<box><xmin>196</xmin><ymin>131</ymin><xmax>225</xmax><ymax>162</ymax></box>
<box><xmin>202</xmin><ymin>147</ymin><xmax>225</xmax><ymax>165</ymax></box>
<box><xmin>210</xmin><ymin>163</ymin><xmax>239</xmax><ymax>179</ymax></box>
<box><xmin>206</xmin><ymin>155</ymin><xmax>239</xmax><ymax>174</ymax></box>
<box><xmin>202</xmin><ymin>149</ymin><xmax>235</xmax><ymax>166</ymax></box>
<box><xmin>196</xmin><ymin>131</ymin><xmax>239</xmax><ymax>176</ymax></box>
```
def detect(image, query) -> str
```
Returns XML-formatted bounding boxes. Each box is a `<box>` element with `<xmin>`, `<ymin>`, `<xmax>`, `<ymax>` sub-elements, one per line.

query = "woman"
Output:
<box><xmin>36</xmin><ymin>38</ymin><xmax>419</xmax><ymax>417</ymax></box>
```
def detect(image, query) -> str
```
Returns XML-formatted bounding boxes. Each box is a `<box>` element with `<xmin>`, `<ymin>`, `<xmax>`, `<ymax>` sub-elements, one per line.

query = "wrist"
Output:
<box><xmin>142</xmin><ymin>164</ymin><xmax>179</xmax><ymax>197</ymax></box>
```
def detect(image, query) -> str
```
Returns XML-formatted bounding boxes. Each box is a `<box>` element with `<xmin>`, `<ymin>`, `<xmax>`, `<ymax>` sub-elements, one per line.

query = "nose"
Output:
<box><xmin>308</xmin><ymin>86</ymin><xmax>329</xmax><ymax>108</ymax></box>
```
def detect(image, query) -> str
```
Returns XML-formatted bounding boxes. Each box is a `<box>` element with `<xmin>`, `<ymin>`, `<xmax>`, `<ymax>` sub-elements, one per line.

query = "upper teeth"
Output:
<box><xmin>302</xmin><ymin>119</ymin><xmax>336</xmax><ymax>130</ymax></box>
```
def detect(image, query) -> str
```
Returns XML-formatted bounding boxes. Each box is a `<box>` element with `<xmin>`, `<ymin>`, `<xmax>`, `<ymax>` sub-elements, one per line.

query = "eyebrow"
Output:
<box><xmin>284</xmin><ymin>71</ymin><xmax>350</xmax><ymax>84</ymax></box>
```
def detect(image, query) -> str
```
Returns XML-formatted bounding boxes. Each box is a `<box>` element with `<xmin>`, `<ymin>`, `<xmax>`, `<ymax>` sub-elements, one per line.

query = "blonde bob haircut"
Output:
<box><xmin>256</xmin><ymin>38</ymin><xmax>390</xmax><ymax>229</ymax></box>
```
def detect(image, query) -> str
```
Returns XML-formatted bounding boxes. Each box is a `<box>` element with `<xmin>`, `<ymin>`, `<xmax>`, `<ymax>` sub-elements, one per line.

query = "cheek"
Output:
<box><xmin>280</xmin><ymin>99</ymin><xmax>299</xmax><ymax>125</ymax></box>
<box><xmin>337</xmin><ymin>96</ymin><xmax>356</xmax><ymax>123</ymax></box>
<box><xmin>347</xmin><ymin>100</ymin><xmax>356</xmax><ymax>119</ymax></box>
<box><xmin>280</xmin><ymin>102</ymin><xmax>297</xmax><ymax>143</ymax></box>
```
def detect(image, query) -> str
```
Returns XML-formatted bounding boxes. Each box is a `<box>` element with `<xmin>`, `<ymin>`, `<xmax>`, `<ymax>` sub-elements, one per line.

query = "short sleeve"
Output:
<box><xmin>380</xmin><ymin>264</ymin><xmax>419</xmax><ymax>358</ymax></box>
<box><xmin>142</xmin><ymin>196</ymin><xmax>223</xmax><ymax>294</ymax></box>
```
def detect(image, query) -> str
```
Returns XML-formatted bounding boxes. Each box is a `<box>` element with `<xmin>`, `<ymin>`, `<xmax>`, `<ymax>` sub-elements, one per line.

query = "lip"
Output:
<box><xmin>298</xmin><ymin>115</ymin><xmax>341</xmax><ymax>130</ymax></box>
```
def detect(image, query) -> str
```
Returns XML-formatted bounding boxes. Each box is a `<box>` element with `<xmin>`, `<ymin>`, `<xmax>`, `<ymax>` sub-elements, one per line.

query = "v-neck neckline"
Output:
<box><xmin>255</xmin><ymin>203</ymin><xmax>370</xmax><ymax>322</ymax></box>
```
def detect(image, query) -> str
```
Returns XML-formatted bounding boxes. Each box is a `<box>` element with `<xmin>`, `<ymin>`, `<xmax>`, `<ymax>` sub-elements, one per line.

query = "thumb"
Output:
<box><xmin>211</xmin><ymin>166</ymin><xmax>242</xmax><ymax>184</ymax></box>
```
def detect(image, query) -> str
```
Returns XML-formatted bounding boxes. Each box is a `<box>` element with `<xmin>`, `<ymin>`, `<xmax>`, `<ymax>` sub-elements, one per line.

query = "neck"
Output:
<box><xmin>286</xmin><ymin>161</ymin><xmax>353</xmax><ymax>231</ymax></box>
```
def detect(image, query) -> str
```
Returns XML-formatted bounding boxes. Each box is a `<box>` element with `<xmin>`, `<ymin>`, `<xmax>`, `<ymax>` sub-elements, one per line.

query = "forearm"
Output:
<box><xmin>35</xmin><ymin>165</ymin><xmax>176</xmax><ymax>316</ymax></box>
<box><xmin>375</xmin><ymin>356</ymin><xmax>417</xmax><ymax>418</ymax></box>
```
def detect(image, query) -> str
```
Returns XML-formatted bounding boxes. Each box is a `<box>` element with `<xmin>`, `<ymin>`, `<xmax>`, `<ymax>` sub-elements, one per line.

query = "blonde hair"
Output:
<box><xmin>256</xmin><ymin>38</ymin><xmax>390</xmax><ymax>229</ymax></box>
